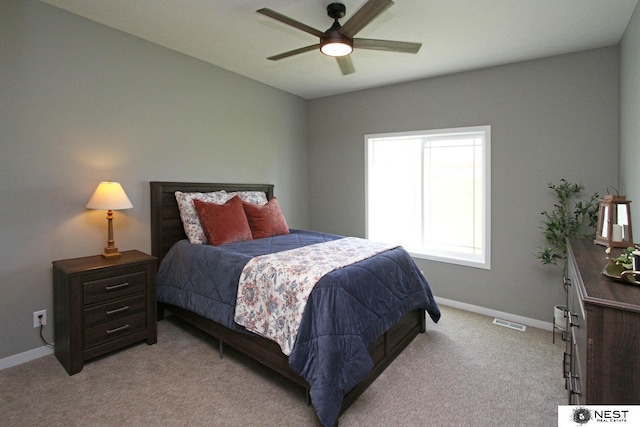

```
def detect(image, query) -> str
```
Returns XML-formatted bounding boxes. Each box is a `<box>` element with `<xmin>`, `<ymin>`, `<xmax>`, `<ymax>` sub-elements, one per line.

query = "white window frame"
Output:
<box><xmin>365</xmin><ymin>125</ymin><xmax>491</xmax><ymax>269</ymax></box>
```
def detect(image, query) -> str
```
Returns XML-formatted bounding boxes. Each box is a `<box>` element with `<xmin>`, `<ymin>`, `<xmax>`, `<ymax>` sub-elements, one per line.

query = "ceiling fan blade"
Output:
<box><xmin>267</xmin><ymin>44</ymin><xmax>319</xmax><ymax>61</ymax></box>
<box><xmin>339</xmin><ymin>0</ymin><xmax>394</xmax><ymax>38</ymax></box>
<box><xmin>336</xmin><ymin>56</ymin><xmax>355</xmax><ymax>75</ymax></box>
<box><xmin>257</xmin><ymin>8</ymin><xmax>325</xmax><ymax>38</ymax></box>
<box><xmin>354</xmin><ymin>38</ymin><xmax>421</xmax><ymax>54</ymax></box>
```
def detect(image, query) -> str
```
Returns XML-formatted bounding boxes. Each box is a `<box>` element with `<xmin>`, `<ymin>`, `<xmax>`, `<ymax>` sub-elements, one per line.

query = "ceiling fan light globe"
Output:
<box><xmin>320</xmin><ymin>41</ymin><xmax>353</xmax><ymax>57</ymax></box>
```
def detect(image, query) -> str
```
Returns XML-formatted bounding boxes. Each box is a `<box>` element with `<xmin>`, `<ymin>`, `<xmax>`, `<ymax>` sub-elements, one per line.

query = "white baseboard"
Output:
<box><xmin>0</xmin><ymin>346</ymin><xmax>54</xmax><ymax>371</ymax></box>
<box><xmin>435</xmin><ymin>297</ymin><xmax>554</xmax><ymax>331</ymax></box>
<box><xmin>0</xmin><ymin>299</ymin><xmax>551</xmax><ymax>371</ymax></box>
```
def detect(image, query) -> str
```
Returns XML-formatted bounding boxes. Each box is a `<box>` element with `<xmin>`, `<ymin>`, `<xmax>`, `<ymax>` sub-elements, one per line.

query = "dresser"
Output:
<box><xmin>565</xmin><ymin>238</ymin><xmax>640</xmax><ymax>404</ymax></box>
<box><xmin>53</xmin><ymin>250</ymin><xmax>157</xmax><ymax>375</ymax></box>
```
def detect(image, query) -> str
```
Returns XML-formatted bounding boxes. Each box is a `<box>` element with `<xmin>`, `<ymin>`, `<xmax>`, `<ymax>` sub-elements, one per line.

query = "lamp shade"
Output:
<box><xmin>86</xmin><ymin>181</ymin><xmax>133</xmax><ymax>210</ymax></box>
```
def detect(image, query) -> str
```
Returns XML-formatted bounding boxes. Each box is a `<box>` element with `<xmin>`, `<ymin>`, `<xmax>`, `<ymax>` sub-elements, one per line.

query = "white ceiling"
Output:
<box><xmin>40</xmin><ymin>0</ymin><xmax>638</xmax><ymax>99</ymax></box>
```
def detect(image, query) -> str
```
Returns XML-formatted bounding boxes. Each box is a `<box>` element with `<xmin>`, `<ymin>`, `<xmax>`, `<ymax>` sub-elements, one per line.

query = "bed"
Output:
<box><xmin>150</xmin><ymin>181</ymin><xmax>440</xmax><ymax>426</ymax></box>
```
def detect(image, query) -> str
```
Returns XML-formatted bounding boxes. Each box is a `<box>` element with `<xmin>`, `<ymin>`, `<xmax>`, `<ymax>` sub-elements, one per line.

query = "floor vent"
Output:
<box><xmin>492</xmin><ymin>318</ymin><xmax>526</xmax><ymax>332</ymax></box>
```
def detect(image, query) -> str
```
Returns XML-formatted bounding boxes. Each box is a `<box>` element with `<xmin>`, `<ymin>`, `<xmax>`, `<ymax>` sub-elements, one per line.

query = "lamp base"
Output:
<box><xmin>102</xmin><ymin>245</ymin><xmax>122</xmax><ymax>258</ymax></box>
<box><xmin>102</xmin><ymin>252</ymin><xmax>122</xmax><ymax>258</ymax></box>
<box><xmin>101</xmin><ymin>213</ymin><xmax>123</xmax><ymax>258</ymax></box>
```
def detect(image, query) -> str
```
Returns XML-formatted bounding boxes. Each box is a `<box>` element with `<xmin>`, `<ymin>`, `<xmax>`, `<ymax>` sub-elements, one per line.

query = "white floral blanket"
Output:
<box><xmin>234</xmin><ymin>237</ymin><xmax>397</xmax><ymax>355</ymax></box>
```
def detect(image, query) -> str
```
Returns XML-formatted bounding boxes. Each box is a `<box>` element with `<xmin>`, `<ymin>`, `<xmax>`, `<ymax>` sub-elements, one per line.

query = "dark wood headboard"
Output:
<box><xmin>150</xmin><ymin>181</ymin><xmax>274</xmax><ymax>264</ymax></box>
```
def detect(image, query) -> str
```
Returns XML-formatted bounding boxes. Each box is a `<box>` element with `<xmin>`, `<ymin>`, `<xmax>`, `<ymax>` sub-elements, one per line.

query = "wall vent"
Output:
<box><xmin>492</xmin><ymin>318</ymin><xmax>526</xmax><ymax>332</ymax></box>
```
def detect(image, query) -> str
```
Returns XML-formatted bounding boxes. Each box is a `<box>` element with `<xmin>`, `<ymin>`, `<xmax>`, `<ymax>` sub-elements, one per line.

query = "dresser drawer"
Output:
<box><xmin>83</xmin><ymin>271</ymin><xmax>146</xmax><ymax>305</ymax></box>
<box><xmin>84</xmin><ymin>294</ymin><xmax>146</xmax><ymax>328</ymax></box>
<box><xmin>569</xmin><ymin>341</ymin><xmax>584</xmax><ymax>404</ymax></box>
<box><xmin>567</xmin><ymin>254</ymin><xmax>587</xmax><ymax>404</ymax></box>
<box><xmin>84</xmin><ymin>312</ymin><xmax>147</xmax><ymax>348</ymax></box>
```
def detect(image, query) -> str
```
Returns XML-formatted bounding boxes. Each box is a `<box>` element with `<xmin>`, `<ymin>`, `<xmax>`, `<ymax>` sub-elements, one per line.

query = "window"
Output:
<box><xmin>365</xmin><ymin>126</ymin><xmax>491</xmax><ymax>269</ymax></box>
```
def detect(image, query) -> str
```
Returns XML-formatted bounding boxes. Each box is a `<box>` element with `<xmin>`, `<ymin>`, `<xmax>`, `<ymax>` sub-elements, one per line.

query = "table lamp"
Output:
<box><xmin>86</xmin><ymin>181</ymin><xmax>133</xmax><ymax>258</ymax></box>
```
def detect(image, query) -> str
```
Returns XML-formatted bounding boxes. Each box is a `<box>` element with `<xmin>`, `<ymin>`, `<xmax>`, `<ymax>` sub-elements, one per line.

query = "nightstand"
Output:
<box><xmin>53</xmin><ymin>250</ymin><xmax>157</xmax><ymax>375</ymax></box>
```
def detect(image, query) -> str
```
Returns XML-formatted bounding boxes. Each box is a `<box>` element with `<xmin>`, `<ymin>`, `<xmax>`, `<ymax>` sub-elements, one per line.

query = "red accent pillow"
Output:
<box><xmin>193</xmin><ymin>196</ymin><xmax>252</xmax><ymax>246</ymax></box>
<box><xmin>242</xmin><ymin>197</ymin><xmax>290</xmax><ymax>239</ymax></box>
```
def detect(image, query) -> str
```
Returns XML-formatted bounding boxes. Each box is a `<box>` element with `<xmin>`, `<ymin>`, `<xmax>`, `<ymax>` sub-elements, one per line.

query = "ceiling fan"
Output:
<box><xmin>257</xmin><ymin>0</ymin><xmax>422</xmax><ymax>75</ymax></box>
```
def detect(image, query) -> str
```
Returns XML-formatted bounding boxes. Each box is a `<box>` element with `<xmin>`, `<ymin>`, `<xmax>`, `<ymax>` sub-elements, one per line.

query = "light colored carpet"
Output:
<box><xmin>1</xmin><ymin>305</ymin><xmax>566</xmax><ymax>426</ymax></box>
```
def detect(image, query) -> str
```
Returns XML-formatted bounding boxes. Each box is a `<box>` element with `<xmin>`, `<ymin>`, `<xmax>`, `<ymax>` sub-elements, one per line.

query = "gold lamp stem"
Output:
<box><xmin>103</xmin><ymin>209</ymin><xmax>121</xmax><ymax>258</ymax></box>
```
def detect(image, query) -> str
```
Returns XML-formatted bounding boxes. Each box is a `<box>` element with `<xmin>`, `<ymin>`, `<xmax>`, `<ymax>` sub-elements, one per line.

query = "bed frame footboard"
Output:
<box><xmin>159</xmin><ymin>302</ymin><xmax>425</xmax><ymax>416</ymax></box>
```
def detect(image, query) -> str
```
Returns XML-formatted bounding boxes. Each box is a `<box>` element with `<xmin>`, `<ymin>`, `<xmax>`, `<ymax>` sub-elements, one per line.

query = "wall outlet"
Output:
<box><xmin>33</xmin><ymin>310</ymin><xmax>47</xmax><ymax>328</ymax></box>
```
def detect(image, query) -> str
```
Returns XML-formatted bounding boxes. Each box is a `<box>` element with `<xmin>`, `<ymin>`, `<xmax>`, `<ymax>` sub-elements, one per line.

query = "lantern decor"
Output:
<box><xmin>594</xmin><ymin>194</ymin><xmax>634</xmax><ymax>247</ymax></box>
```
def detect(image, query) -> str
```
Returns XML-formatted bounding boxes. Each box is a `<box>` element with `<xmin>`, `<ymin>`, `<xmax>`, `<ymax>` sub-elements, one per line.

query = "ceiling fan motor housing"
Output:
<box><xmin>327</xmin><ymin>3</ymin><xmax>347</xmax><ymax>19</ymax></box>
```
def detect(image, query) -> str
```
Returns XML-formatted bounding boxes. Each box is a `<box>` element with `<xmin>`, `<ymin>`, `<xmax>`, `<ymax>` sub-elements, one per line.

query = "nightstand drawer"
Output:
<box><xmin>84</xmin><ymin>295</ymin><xmax>146</xmax><ymax>328</ymax></box>
<box><xmin>84</xmin><ymin>312</ymin><xmax>147</xmax><ymax>348</ymax></box>
<box><xmin>83</xmin><ymin>271</ymin><xmax>146</xmax><ymax>305</ymax></box>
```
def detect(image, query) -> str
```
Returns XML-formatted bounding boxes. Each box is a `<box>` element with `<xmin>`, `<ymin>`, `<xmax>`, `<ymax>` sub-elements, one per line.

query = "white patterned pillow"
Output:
<box><xmin>227</xmin><ymin>191</ymin><xmax>268</xmax><ymax>206</ymax></box>
<box><xmin>175</xmin><ymin>191</ymin><xmax>230</xmax><ymax>244</ymax></box>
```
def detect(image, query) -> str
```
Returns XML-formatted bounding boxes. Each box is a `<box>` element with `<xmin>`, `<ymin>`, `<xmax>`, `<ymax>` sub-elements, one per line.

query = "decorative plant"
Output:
<box><xmin>602</xmin><ymin>246</ymin><xmax>640</xmax><ymax>283</ymax></box>
<box><xmin>536</xmin><ymin>179</ymin><xmax>600</xmax><ymax>267</ymax></box>
<box><xmin>605</xmin><ymin>246</ymin><xmax>640</xmax><ymax>270</ymax></box>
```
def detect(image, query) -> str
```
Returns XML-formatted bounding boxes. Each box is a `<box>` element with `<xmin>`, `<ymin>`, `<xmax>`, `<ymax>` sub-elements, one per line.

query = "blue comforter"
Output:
<box><xmin>156</xmin><ymin>229</ymin><xmax>440</xmax><ymax>427</ymax></box>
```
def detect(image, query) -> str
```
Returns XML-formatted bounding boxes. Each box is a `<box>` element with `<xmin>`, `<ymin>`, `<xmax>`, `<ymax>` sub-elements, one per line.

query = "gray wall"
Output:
<box><xmin>0</xmin><ymin>0</ymin><xmax>309</xmax><ymax>359</ymax></box>
<box><xmin>308</xmin><ymin>48</ymin><xmax>620</xmax><ymax>322</ymax></box>
<box><xmin>2</xmin><ymin>0</ymin><xmax>635</xmax><ymax>362</ymax></box>
<box><xmin>621</xmin><ymin>3</ymin><xmax>640</xmax><ymax>228</ymax></box>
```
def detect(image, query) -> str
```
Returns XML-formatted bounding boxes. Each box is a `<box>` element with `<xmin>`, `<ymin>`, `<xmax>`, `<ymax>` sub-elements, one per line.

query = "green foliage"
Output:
<box><xmin>535</xmin><ymin>179</ymin><xmax>599</xmax><ymax>267</ymax></box>
<box><xmin>607</xmin><ymin>246</ymin><xmax>639</xmax><ymax>270</ymax></box>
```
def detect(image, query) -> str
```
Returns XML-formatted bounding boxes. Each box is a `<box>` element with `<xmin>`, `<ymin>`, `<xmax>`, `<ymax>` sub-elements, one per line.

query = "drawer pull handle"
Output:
<box><xmin>562</xmin><ymin>352</ymin><xmax>571</xmax><ymax>379</ymax></box>
<box><xmin>106</xmin><ymin>324</ymin><xmax>130</xmax><ymax>334</ymax></box>
<box><xmin>569</xmin><ymin>374</ymin><xmax>581</xmax><ymax>396</ymax></box>
<box><xmin>106</xmin><ymin>306</ymin><xmax>130</xmax><ymax>315</ymax></box>
<box><xmin>569</xmin><ymin>313</ymin><xmax>580</xmax><ymax>328</ymax></box>
<box><xmin>570</xmin><ymin>312</ymin><xmax>580</xmax><ymax>328</ymax></box>
<box><xmin>105</xmin><ymin>282</ymin><xmax>130</xmax><ymax>291</ymax></box>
